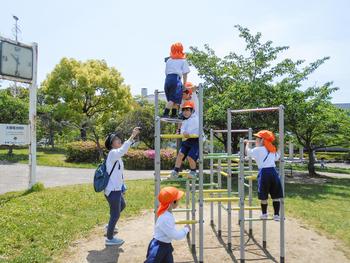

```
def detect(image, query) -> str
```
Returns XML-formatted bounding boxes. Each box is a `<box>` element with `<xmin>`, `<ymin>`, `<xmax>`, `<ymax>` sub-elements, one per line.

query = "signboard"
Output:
<box><xmin>0</xmin><ymin>124</ymin><xmax>29</xmax><ymax>145</ymax></box>
<box><xmin>0</xmin><ymin>40</ymin><xmax>33</xmax><ymax>82</ymax></box>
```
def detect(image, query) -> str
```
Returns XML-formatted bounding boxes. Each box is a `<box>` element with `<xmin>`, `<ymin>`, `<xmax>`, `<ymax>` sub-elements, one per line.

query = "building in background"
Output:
<box><xmin>140</xmin><ymin>88</ymin><xmax>166</xmax><ymax>103</ymax></box>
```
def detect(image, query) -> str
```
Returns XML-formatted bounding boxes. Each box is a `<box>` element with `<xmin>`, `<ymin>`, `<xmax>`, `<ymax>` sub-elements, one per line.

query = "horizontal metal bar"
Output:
<box><xmin>190</xmin><ymin>183</ymin><xmax>218</xmax><ymax>187</ymax></box>
<box><xmin>244</xmin><ymin>183</ymin><xmax>250</xmax><ymax>188</ymax></box>
<box><xmin>161</xmin><ymin>134</ymin><xmax>198</xmax><ymax>139</ymax></box>
<box><xmin>175</xmin><ymin>220</ymin><xmax>198</xmax><ymax>224</ymax></box>
<box><xmin>203</xmin><ymin>197</ymin><xmax>239</xmax><ymax>202</ymax></box>
<box><xmin>159</xmin><ymin>118</ymin><xmax>183</xmax><ymax>124</ymax></box>
<box><xmin>242</xmin><ymin>217</ymin><xmax>276</xmax><ymax>222</ymax></box>
<box><xmin>161</xmin><ymin>178</ymin><xmax>194</xmax><ymax>182</ymax></box>
<box><xmin>172</xmin><ymin>208</ymin><xmax>194</xmax><ymax>213</ymax></box>
<box><xmin>213</xmin><ymin>129</ymin><xmax>249</xmax><ymax>133</ymax></box>
<box><xmin>245</xmin><ymin>175</ymin><xmax>257</xmax><ymax>180</ymax></box>
<box><xmin>231</xmin><ymin>107</ymin><xmax>280</xmax><ymax>114</ymax></box>
<box><xmin>160</xmin><ymin>171</ymin><xmax>191</xmax><ymax>176</ymax></box>
<box><xmin>232</xmin><ymin>206</ymin><xmax>260</xmax><ymax>211</ymax></box>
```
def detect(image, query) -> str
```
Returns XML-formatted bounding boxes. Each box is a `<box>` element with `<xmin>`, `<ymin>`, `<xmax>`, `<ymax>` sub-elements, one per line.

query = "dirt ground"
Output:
<box><xmin>59</xmin><ymin>204</ymin><xmax>350</xmax><ymax>263</ymax></box>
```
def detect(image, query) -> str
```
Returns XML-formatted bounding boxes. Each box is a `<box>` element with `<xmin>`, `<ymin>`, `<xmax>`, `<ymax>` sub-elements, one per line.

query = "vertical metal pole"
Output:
<box><xmin>248</xmin><ymin>128</ymin><xmax>253</xmax><ymax>236</ymax></box>
<box><xmin>191</xmin><ymin>177</ymin><xmax>196</xmax><ymax>252</ymax></box>
<box><xmin>239</xmin><ymin>138</ymin><xmax>245</xmax><ymax>263</ymax></box>
<box><xmin>198</xmin><ymin>84</ymin><xmax>204</xmax><ymax>263</ymax></box>
<box><xmin>263</xmin><ymin>220</ymin><xmax>267</xmax><ymax>248</ymax></box>
<box><xmin>289</xmin><ymin>141</ymin><xmax>293</xmax><ymax>160</ymax></box>
<box><xmin>227</xmin><ymin>109</ymin><xmax>232</xmax><ymax>250</ymax></box>
<box><xmin>210</xmin><ymin>129</ymin><xmax>214</xmax><ymax>225</ymax></box>
<box><xmin>29</xmin><ymin>43</ymin><xmax>38</xmax><ymax>188</ymax></box>
<box><xmin>279</xmin><ymin>105</ymin><xmax>285</xmax><ymax>263</ymax></box>
<box><xmin>154</xmin><ymin>90</ymin><xmax>161</xmax><ymax>223</ymax></box>
<box><xmin>186</xmin><ymin>180</ymin><xmax>190</xmax><ymax>222</ymax></box>
<box><xmin>218</xmin><ymin>158</ymin><xmax>222</xmax><ymax>237</ymax></box>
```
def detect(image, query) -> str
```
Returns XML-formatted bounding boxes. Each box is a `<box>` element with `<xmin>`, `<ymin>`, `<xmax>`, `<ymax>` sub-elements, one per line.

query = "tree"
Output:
<box><xmin>41</xmin><ymin>58</ymin><xmax>133</xmax><ymax>157</ymax></box>
<box><xmin>188</xmin><ymin>25</ymin><xmax>350</xmax><ymax>176</ymax></box>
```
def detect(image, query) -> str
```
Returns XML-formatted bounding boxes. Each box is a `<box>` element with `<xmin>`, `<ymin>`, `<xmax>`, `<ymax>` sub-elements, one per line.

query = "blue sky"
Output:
<box><xmin>1</xmin><ymin>0</ymin><xmax>349</xmax><ymax>102</ymax></box>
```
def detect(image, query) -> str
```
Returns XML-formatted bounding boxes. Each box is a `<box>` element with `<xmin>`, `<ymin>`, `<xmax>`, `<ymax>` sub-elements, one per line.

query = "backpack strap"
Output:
<box><xmin>108</xmin><ymin>160</ymin><xmax>119</xmax><ymax>177</ymax></box>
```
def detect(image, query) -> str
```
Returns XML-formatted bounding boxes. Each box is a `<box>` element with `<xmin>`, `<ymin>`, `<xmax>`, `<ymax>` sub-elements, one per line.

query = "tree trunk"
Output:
<box><xmin>80</xmin><ymin>123</ymin><xmax>87</xmax><ymax>141</ymax></box>
<box><xmin>7</xmin><ymin>145</ymin><xmax>13</xmax><ymax>156</ymax></box>
<box><xmin>92</xmin><ymin>128</ymin><xmax>104</xmax><ymax>160</ymax></box>
<box><xmin>307</xmin><ymin>148</ymin><xmax>317</xmax><ymax>177</ymax></box>
<box><xmin>49</xmin><ymin>127</ymin><xmax>55</xmax><ymax>149</ymax></box>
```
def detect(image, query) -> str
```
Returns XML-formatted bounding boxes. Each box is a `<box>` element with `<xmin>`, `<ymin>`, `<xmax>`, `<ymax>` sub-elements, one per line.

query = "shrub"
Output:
<box><xmin>66</xmin><ymin>141</ymin><xmax>104</xmax><ymax>163</ymax></box>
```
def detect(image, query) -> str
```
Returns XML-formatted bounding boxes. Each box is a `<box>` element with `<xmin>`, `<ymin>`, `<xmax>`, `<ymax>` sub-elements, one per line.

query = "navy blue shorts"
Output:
<box><xmin>164</xmin><ymin>74</ymin><xmax>183</xmax><ymax>105</ymax></box>
<box><xmin>144</xmin><ymin>238</ymin><xmax>174</xmax><ymax>263</ymax></box>
<box><xmin>257</xmin><ymin>167</ymin><xmax>284</xmax><ymax>200</ymax></box>
<box><xmin>180</xmin><ymin>138</ymin><xmax>199</xmax><ymax>161</ymax></box>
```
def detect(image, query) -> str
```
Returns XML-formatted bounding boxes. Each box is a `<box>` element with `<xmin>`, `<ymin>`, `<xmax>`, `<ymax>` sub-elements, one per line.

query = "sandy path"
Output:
<box><xmin>59</xmin><ymin>205</ymin><xmax>349</xmax><ymax>263</ymax></box>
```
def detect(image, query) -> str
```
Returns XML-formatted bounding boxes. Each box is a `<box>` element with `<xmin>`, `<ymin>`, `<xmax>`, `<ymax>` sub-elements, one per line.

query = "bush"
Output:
<box><xmin>123</xmin><ymin>149</ymin><xmax>176</xmax><ymax>170</ymax></box>
<box><xmin>66</xmin><ymin>141</ymin><xmax>103</xmax><ymax>163</ymax></box>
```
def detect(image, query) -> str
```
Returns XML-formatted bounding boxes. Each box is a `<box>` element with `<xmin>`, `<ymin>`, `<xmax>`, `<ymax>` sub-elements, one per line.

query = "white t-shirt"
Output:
<box><xmin>181</xmin><ymin>113</ymin><xmax>199</xmax><ymax>136</ymax></box>
<box><xmin>165</xmin><ymin>58</ymin><xmax>190</xmax><ymax>77</ymax></box>
<box><xmin>104</xmin><ymin>140</ymin><xmax>132</xmax><ymax>196</ymax></box>
<box><xmin>154</xmin><ymin>211</ymin><xmax>190</xmax><ymax>243</ymax></box>
<box><xmin>247</xmin><ymin>146</ymin><xmax>280</xmax><ymax>169</ymax></box>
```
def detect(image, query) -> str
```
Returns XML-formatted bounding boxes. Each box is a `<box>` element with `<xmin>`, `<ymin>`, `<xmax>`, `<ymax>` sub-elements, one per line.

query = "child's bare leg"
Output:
<box><xmin>174</xmin><ymin>152</ymin><xmax>185</xmax><ymax>170</ymax></box>
<box><xmin>261</xmin><ymin>199</ymin><xmax>268</xmax><ymax>215</ymax></box>
<box><xmin>187</xmin><ymin>157</ymin><xmax>197</xmax><ymax>170</ymax></box>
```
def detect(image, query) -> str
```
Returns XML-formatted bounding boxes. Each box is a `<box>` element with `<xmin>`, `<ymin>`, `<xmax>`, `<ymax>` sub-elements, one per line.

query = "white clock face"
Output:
<box><xmin>0</xmin><ymin>41</ymin><xmax>33</xmax><ymax>80</ymax></box>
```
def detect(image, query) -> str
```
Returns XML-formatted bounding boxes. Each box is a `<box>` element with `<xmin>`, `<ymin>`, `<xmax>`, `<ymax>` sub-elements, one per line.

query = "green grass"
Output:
<box><xmin>285</xmin><ymin>179</ymin><xmax>350</xmax><ymax>252</ymax></box>
<box><xmin>0</xmin><ymin>180</ymin><xmax>154</xmax><ymax>263</ymax></box>
<box><xmin>0</xmin><ymin>176</ymin><xmax>350</xmax><ymax>262</ymax></box>
<box><xmin>0</xmin><ymin>148</ymin><xmax>97</xmax><ymax>169</ymax></box>
<box><xmin>288</xmin><ymin>163</ymin><xmax>350</xmax><ymax>175</ymax></box>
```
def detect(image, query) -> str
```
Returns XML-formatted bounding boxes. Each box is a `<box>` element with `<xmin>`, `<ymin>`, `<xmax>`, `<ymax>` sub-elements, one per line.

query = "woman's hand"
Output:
<box><xmin>130</xmin><ymin>127</ymin><xmax>141</xmax><ymax>140</ymax></box>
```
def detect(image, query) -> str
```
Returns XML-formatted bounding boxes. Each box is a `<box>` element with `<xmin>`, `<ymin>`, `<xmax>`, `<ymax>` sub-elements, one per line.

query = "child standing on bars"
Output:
<box><xmin>244</xmin><ymin>130</ymin><xmax>283</xmax><ymax>221</ymax></box>
<box><xmin>163</xmin><ymin>42</ymin><xmax>190</xmax><ymax>118</ymax></box>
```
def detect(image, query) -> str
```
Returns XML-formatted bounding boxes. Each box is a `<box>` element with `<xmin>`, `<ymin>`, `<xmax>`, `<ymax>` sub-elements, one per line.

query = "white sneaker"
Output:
<box><xmin>273</xmin><ymin>215</ymin><xmax>280</xmax><ymax>221</ymax></box>
<box><xmin>169</xmin><ymin>170</ymin><xmax>179</xmax><ymax>179</ymax></box>
<box><xmin>105</xmin><ymin>237</ymin><xmax>124</xmax><ymax>246</ymax></box>
<box><xmin>260</xmin><ymin>213</ymin><xmax>268</xmax><ymax>220</ymax></box>
<box><xmin>188</xmin><ymin>170</ymin><xmax>198</xmax><ymax>179</ymax></box>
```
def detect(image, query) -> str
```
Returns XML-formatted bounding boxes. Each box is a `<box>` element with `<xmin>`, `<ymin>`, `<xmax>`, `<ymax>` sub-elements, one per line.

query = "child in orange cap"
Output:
<box><xmin>163</xmin><ymin>42</ymin><xmax>190</xmax><ymax>118</ymax></box>
<box><xmin>170</xmin><ymin>101</ymin><xmax>199</xmax><ymax>179</ymax></box>
<box><xmin>144</xmin><ymin>187</ymin><xmax>190</xmax><ymax>263</ymax></box>
<box><xmin>244</xmin><ymin>130</ymin><xmax>283</xmax><ymax>221</ymax></box>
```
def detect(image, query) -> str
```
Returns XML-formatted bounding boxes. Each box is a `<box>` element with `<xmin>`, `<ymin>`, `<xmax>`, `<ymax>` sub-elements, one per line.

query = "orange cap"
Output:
<box><xmin>170</xmin><ymin>42</ymin><xmax>186</xmax><ymax>59</ymax></box>
<box><xmin>183</xmin><ymin>82</ymin><xmax>193</xmax><ymax>95</ymax></box>
<box><xmin>157</xmin><ymin>187</ymin><xmax>184</xmax><ymax>217</ymax></box>
<box><xmin>182</xmin><ymin>101</ymin><xmax>195</xmax><ymax>109</ymax></box>
<box><xmin>254</xmin><ymin>130</ymin><xmax>276</xmax><ymax>153</ymax></box>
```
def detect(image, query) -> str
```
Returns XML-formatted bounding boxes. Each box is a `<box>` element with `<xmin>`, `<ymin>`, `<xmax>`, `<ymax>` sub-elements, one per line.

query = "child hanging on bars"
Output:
<box><xmin>163</xmin><ymin>42</ymin><xmax>190</xmax><ymax>118</ymax></box>
<box><xmin>244</xmin><ymin>130</ymin><xmax>283</xmax><ymax>221</ymax></box>
<box><xmin>144</xmin><ymin>186</ymin><xmax>190</xmax><ymax>263</ymax></box>
<box><xmin>170</xmin><ymin>101</ymin><xmax>199</xmax><ymax>179</ymax></box>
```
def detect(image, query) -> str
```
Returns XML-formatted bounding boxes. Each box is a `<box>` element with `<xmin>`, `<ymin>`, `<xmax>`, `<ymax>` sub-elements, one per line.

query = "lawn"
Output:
<box><xmin>0</xmin><ymin>148</ymin><xmax>97</xmax><ymax>169</ymax></box>
<box><xmin>0</xmin><ymin>177</ymin><xmax>349</xmax><ymax>262</ymax></box>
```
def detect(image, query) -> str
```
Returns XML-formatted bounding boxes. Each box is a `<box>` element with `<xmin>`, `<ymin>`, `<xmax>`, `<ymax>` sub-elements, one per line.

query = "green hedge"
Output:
<box><xmin>66</xmin><ymin>141</ymin><xmax>103</xmax><ymax>163</ymax></box>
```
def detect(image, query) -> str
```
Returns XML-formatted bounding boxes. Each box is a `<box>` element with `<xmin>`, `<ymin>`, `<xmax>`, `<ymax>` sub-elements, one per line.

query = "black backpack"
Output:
<box><xmin>93</xmin><ymin>159</ymin><xmax>118</xmax><ymax>192</ymax></box>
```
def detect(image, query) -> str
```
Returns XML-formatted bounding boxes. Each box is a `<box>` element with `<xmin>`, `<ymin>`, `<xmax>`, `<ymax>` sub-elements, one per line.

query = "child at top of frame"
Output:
<box><xmin>144</xmin><ymin>186</ymin><xmax>191</xmax><ymax>263</ymax></box>
<box><xmin>163</xmin><ymin>42</ymin><xmax>190</xmax><ymax>118</ymax></box>
<box><xmin>244</xmin><ymin>130</ymin><xmax>283</xmax><ymax>222</ymax></box>
<box><xmin>170</xmin><ymin>101</ymin><xmax>199</xmax><ymax>179</ymax></box>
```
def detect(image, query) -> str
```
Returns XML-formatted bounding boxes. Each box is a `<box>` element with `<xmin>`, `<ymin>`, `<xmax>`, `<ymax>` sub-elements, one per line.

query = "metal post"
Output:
<box><xmin>186</xmin><ymin>180</ymin><xmax>190</xmax><ymax>222</ymax></box>
<box><xmin>289</xmin><ymin>141</ymin><xmax>293</xmax><ymax>160</ymax></box>
<box><xmin>248</xmin><ymin>128</ymin><xmax>253</xmax><ymax>236</ymax></box>
<box><xmin>191</xmin><ymin>177</ymin><xmax>196</xmax><ymax>252</ymax></box>
<box><xmin>28</xmin><ymin>43</ymin><xmax>38</xmax><ymax>188</ymax></box>
<box><xmin>239</xmin><ymin>138</ymin><xmax>245</xmax><ymax>262</ymax></box>
<box><xmin>227</xmin><ymin>109</ymin><xmax>232</xmax><ymax>250</ymax></box>
<box><xmin>198</xmin><ymin>84</ymin><xmax>204</xmax><ymax>263</ymax></box>
<box><xmin>218</xmin><ymin>158</ymin><xmax>222</xmax><ymax>237</ymax></box>
<box><xmin>279</xmin><ymin>105</ymin><xmax>285</xmax><ymax>263</ymax></box>
<box><xmin>154</xmin><ymin>90</ymin><xmax>161</xmax><ymax>223</ymax></box>
<box><xmin>210</xmin><ymin>129</ymin><xmax>214</xmax><ymax>225</ymax></box>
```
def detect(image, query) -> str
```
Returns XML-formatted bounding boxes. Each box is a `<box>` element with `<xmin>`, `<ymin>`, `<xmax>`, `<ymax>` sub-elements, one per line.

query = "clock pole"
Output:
<box><xmin>29</xmin><ymin>42</ymin><xmax>38</xmax><ymax>187</ymax></box>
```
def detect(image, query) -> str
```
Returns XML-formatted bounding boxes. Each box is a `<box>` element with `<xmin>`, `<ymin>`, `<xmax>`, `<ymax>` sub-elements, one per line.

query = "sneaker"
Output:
<box><xmin>188</xmin><ymin>170</ymin><xmax>198</xmax><ymax>179</ymax></box>
<box><xmin>105</xmin><ymin>237</ymin><xmax>124</xmax><ymax>246</ymax></box>
<box><xmin>260</xmin><ymin>213</ymin><xmax>268</xmax><ymax>220</ymax></box>
<box><xmin>162</xmin><ymin>113</ymin><xmax>170</xmax><ymax>118</ymax></box>
<box><xmin>169</xmin><ymin>170</ymin><xmax>179</xmax><ymax>179</ymax></box>
<box><xmin>273</xmin><ymin>215</ymin><xmax>280</xmax><ymax>222</ymax></box>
